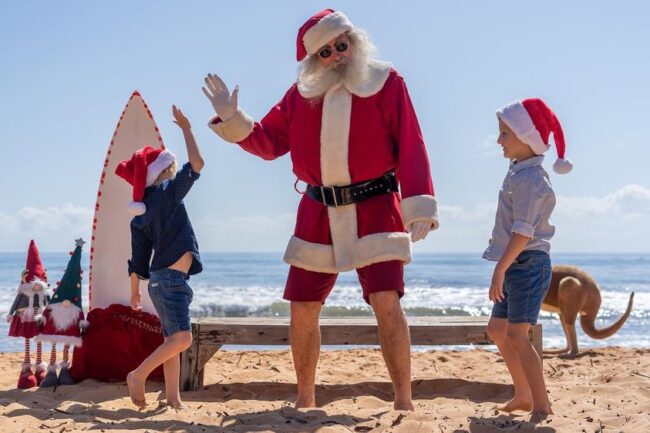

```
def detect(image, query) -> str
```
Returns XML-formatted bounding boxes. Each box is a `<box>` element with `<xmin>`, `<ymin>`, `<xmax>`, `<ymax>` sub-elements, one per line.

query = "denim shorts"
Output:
<box><xmin>491</xmin><ymin>250</ymin><xmax>551</xmax><ymax>325</ymax></box>
<box><xmin>148</xmin><ymin>268</ymin><xmax>193</xmax><ymax>337</ymax></box>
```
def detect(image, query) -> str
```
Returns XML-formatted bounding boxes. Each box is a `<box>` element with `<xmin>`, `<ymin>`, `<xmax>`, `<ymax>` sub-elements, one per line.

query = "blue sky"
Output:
<box><xmin>1</xmin><ymin>1</ymin><xmax>649</xmax><ymax>252</ymax></box>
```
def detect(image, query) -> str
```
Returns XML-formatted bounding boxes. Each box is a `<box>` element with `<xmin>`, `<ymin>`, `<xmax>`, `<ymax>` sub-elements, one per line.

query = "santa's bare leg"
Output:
<box><xmin>35</xmin><ymin>340</ymin><xmax>47</xmax><ymax>384</ymax></box>
<box><xmin>57</xmin><ymin>343</ymin><xmax>75</xmax><ymax>385</ymax></box>
<box><xmin>289</xmin><ymin>301</ymin><xmax>322</xmax><ymax>408</ymax></box>
<box><xmin>369</xmin><ymin>291</ymin><xmax>414</xmax><ymax>411</ymax></box>
<box><xmin>40</xmin><ymin>344</ymin><xmax>58</xmax><ymax>387</ymax></box>
<box><xmin>17</xmin><ymin>338</ymin><xmax>37</xmax><ymax>389</ymax></box>
<box><xmin>127</xmin><ymin>331</ymin><xmax>192</xmax><ymax>409</ymax></box>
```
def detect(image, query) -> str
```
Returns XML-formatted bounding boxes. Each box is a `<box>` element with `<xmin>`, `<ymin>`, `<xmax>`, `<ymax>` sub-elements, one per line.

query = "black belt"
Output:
<box><xmin>306</xmin><ymin>172</ymin><xmax>398</xmax><ymax>207</ymax></box>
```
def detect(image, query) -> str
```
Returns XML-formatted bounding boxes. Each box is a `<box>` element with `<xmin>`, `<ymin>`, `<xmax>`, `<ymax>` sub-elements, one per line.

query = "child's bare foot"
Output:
<box><xmin>126</xmin><ymin>371</ymin><xmax>147</xmax><ymax>409</ymax></box>
<box><xmin>393</xmin><ymin>399</ymin><xmax>415</xmax><ymax>411</ymax></box>
<box><xmin>496</xmin><ymin>398</ymin><xmax>533</xmax><ymax>413</ymax></box>
<box><xmin>167</xmin><ymin>400</ymin><xmax>189</xmax><ymax>411</ymax></box>
<box><xmin>530</xmin><ymin>405</ymin><xmax>554</xmax><ymax>417</ymax></box>
<box><xmin>294</xmin><ymin>395</ymin><xmax>316</xmax><ymax>409</ymax></box>
<box><xmin>529</xmin><ymin>407</ymin><xmax>553</xmax><ymax>423</ymax></box>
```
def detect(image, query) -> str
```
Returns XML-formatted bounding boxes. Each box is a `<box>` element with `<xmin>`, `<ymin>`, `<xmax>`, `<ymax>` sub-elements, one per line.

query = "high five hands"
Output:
<box><xmin>202</xmin><ymin>73</ymin><xmax>239</xmax><ymax>121</ymax></box>
<box><xmin>172</xmin><ymin>105</ymin><xmax>191</xmax><ymax>130</ymax></box>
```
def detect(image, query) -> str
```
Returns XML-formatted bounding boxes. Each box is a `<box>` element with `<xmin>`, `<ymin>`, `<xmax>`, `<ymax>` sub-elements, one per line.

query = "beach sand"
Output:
<box><xmin>0</xmin><ymin>347</ymin><xmax>648</xmax><ymax>432</ymax></box>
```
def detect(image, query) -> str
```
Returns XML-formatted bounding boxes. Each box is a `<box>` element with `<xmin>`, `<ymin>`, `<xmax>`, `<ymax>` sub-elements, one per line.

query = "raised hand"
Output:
<box><xmin>172</xmin><ymin>105</ymin><xmax>191</xmax><ymax>130</ymax></box>
<box><xmin>202</xmin><ymin>73</ymin><xmax>239</xmax><ymax>121</ymax></box>
<box><xmin>409</xmin><ymin>221</ymin><xmax>431</xmax><ymax>242</ymax></box>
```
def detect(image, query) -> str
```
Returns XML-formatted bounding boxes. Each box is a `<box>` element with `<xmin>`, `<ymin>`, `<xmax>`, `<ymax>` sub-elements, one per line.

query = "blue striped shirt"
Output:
<box><xmin>483</xmin><ymin>156</ymin><xmax>556</xmax><ymax>261</ymax></box>
<box><xmin>128</xmin><ymin>162</ymin><xmax>202</xmax><ymax>279</ymax></box>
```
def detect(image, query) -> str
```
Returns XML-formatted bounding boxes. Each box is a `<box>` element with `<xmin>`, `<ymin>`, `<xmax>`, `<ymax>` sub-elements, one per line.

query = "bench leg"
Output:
<box><xmin>180</xmin><ymin>324</ymin><xmax>222</xmax><ymax>391</ymax></box>
<box><xmin>180</xmin><ymin>324</ymin><xmax>200</xmax><ymax>391</ymax></box>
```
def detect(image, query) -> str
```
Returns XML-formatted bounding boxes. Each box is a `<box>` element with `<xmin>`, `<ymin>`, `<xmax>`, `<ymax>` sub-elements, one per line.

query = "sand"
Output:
<box><xmin>0</xmin><ymin>347</ymin><xmax>648</xmax><ymax>432</ymax></box>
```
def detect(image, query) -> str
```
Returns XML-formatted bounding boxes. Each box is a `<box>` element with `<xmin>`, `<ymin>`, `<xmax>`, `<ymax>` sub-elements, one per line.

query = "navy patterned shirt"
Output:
<box><xmin>128</xmin><ymin>162</ymin><xmax>202</xmax><ymax>279</ymax></box>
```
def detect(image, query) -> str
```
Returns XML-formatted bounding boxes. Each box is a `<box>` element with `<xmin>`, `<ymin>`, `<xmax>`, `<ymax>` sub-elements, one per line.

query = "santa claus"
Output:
<box><xmin>37</xmin><ymin>238</ymin><xmax>89</xmax><ymax>387</ymax></box>
<box><xmin>203</xmin><ymin>9</ymin><xmax>439</xmax><ymax>410</ymax></box>
<box><xmin>6</xmin><ymin>240</ymin><xmax>51</xmax><ymax>388</ymax></box>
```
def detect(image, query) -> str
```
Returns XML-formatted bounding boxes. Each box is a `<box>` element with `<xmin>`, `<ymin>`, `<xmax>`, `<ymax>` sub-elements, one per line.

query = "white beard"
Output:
<box><xmin>49</xmin><ymin>303</ymin><xmax>81</xmax><ymax>331</ymax></box>
<box><xmin>297</xmin><ymin>43</ymin><xmax>372</xmax><ymax>99</ymax></box>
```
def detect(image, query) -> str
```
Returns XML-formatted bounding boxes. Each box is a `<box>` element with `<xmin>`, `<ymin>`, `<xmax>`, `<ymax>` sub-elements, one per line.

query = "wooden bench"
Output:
<box><xmin>179</xmin><ymin>316</ymin><xmax>543</xmax><ymax>391</ymax></box>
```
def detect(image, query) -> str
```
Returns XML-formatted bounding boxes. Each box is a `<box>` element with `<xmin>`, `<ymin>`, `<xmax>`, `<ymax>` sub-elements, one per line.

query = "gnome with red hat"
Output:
<box><xmin>37</xmin><ymin>238</ymin><xmax>89</xmax><ymax>387</ymax></box>
<box><xmin>6</xmin><ymin>240</ymin><xmax>52</xmax><ymax>388</ymax></box>
<box><xmin>203</xmin><ymin>9</ymin><xmax>439</xmax><ymax>410</ymax></box>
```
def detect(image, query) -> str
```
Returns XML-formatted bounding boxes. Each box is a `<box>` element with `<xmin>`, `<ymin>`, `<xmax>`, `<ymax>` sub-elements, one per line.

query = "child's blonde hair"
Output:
<box><xmin>153</xmin><ymin>160</ymin><xmax>177</xmax><ymax>185</ymax></box>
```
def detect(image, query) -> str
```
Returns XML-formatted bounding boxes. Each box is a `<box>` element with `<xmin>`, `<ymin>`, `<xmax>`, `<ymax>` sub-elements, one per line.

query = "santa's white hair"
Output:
<box><xmin>297</xmin><ymin>27</ymin><xmax>377</xmax><ymax>99</ymax></box>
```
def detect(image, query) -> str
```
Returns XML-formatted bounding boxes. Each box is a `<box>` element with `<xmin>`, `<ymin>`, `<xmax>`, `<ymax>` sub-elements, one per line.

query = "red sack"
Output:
<box><xmin>70</xmin><ymin>304</ymin><xmax>164</xmax><ymax>382</ymax></box>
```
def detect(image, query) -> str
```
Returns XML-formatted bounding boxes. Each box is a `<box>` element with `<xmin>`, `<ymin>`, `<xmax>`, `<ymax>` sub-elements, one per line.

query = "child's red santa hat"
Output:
<box><xmin>296</xmin><ymin>9</ymin><xmax>353</xmax><ymax>61</ymax></box>
<box><xmin>115</xmin><ymin>145</ymin><xmax>176</xmax><ymax>215</ymax></box>
<box><xmin>497</xmin><ymin>98</ymin><xmax>573</xmax><ymax>174</ymax></box>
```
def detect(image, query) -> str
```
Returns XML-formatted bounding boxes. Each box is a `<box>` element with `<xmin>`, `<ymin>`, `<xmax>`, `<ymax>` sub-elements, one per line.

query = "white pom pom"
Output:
<box><xmin>128</xmin><ymin>201</ymin><xmax>147</xmax><ymax>216</ymax></box>
<box><xmin>553</xmin><ymin>158</ymin><xmax>573</xmax><ymax>174</ymax></box>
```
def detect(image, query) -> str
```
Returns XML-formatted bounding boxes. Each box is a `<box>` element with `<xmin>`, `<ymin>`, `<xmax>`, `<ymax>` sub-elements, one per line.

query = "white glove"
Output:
<box><xmin>409</xmin><ymin>221</ymin><xmax>431</xmax><ymax>242</ymax></box>
<box><xmin>202</xmin><ymin>73</ymin><xmax>239</xmax><ymax>121</ymax></box>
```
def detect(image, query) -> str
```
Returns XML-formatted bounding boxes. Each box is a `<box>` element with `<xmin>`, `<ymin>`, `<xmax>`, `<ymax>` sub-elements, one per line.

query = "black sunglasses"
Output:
<box><xmin>319</xmin><ymin>42</ymin><xmax>349</xmax><ymax>59</ymax></box>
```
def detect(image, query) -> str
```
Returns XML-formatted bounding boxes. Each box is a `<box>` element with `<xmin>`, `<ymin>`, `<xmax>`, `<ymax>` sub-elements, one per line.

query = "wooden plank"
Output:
<box><xmin>194</xmin><ymin>317</ymin><xmax>491</xmax><ymax>326</ymax></box>
<box><xmin>195</xmin><ymin>317</ymin><xmax>498</xmax><ymax>346</ymax></box>
<box><xmin>193</xmin><ymin>318</ymin><xmax>542</xmax><ymax>347</ymax></box>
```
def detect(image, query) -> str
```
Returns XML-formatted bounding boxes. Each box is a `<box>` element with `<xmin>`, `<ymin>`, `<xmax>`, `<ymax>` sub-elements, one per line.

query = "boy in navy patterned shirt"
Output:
<box><xmin>115</xmin><ymin>105</ymin><xmax>204</xmax><ymax>410</ymax></box>
<box><xmin>484</xmin><ymin>98</ymin><xmax>572</xmax><ymax>416</ymax></box>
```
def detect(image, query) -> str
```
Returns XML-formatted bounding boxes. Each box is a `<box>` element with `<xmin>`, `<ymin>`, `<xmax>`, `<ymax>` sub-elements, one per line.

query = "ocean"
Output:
<box><xmin>1</xmin><ymin>252</ymin><xmax>647</xmax><ymax>352</ymax></box>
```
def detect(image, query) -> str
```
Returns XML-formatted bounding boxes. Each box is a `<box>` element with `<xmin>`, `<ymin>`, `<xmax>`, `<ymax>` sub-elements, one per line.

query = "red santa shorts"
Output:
<box><xmin>283</xmin><ymin>260</ymin><xmax>405</xmax><ymax>304</ymax></box>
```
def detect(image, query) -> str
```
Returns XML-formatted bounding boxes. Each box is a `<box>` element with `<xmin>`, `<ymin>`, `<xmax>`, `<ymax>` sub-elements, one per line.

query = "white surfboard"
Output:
<box><xmin>89</xmin><ymin>91</ymin><xmax>164</xmax><ymax>315</ymax></box>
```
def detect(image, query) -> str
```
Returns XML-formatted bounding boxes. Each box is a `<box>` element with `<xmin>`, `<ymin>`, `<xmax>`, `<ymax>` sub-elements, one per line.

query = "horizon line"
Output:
<box><xmin>0</xmin><ymin>251</ymin><xmax>649</xmax><ymax>255</ymax></box>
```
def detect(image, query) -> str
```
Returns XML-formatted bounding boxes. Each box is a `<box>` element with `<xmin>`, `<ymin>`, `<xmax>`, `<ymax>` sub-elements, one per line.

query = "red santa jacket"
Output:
<box><xmin>210</xmin><ymin>61</ymin><xmax>439</xmax><ymax>273</ymax></box>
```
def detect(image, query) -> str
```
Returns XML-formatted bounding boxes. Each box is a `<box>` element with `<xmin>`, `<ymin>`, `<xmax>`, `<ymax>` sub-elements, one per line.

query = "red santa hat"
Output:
<box><xmin>296</xmin><ymin>9</ymin><xmax>354</xmax><ymax>61</ymax></box>
<box><xmin>497</xmin><ymin>98</ymin><xmax>573</xmax><ymax>174</ymax></box>
<box><xmin>115</xmin><ymin>145</ymin><xmax>176</xmax><ymax>215</ymax></box>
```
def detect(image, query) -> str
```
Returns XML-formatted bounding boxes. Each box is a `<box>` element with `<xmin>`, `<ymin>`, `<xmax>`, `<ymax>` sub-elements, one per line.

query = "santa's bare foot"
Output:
<box><xmin>126</xmin><ymin>371</ymin><xmax>147</xmax><ymax>409</ymax></box>
<box><xmin>393</xmin><ymin>399</ymin><xmax>415</xmax><ymax>411</ymax></box>
<box><xmin>496</xmin><ymin>398</ymin><xmax>533</xmax><ymax>413</ymax></box>
<box><xmin>294</xmin><ymin>394</ymin><xmax>316</xmax><ymax>409</ymax></box>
